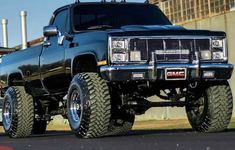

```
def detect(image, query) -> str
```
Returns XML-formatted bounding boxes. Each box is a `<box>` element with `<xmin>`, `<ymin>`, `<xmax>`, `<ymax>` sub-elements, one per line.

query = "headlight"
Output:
<box><xmin>213</xmin><ymin>51</ymin><xmax>224</xmax><ymax>60</ymax></box>
<box><xmin>212</xmin><ymin>39</ymin><xmax>223</xmax><ymax>48</ymax></box>
<box><xmin>112</xmin><ymin>53</ymin><xmax>127</xmax><ymax>62</ymax></box>
<box><xmin>110</xmin><ymin>38</ymin><xmax>129</xmax><ymax>62</ymax></box>
<box><xmin>112</xmin><ymin>40</ymin><xmax>125</xmax><ymax>49</ymax></box>
<box><xmin>211</xmin><ymin>38</ymin><xmax>227</xmax><ymax>61</ymax></box>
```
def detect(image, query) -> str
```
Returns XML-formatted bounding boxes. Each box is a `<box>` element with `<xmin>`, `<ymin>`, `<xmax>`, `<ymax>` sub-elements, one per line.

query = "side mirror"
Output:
<box><xmin>43</xmin><ymin>25</ymin><xmax>58</xmax><ymax>37</ymax></box>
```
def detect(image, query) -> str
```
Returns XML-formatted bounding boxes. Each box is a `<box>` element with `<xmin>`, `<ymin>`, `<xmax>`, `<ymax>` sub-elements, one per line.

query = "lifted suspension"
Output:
<box><xmin>124</xmin><ymin>98</ymin><xmax>201</xmax><ymax>115</ymax></box>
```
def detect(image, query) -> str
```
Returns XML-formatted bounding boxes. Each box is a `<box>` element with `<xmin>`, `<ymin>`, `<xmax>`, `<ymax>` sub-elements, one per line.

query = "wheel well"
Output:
<box><xmin>8</xmin><ymin>73</ymin><xmax>24</xmax><ymax>86</ymax></box>
<box><xmin>73</xmin><ymin>54</ymin><xmax>98</xmax><ymax>75</ymax></box>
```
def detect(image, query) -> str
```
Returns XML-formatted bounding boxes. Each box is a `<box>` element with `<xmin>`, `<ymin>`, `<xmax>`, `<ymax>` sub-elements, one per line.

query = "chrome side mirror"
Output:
<box><xmin>43</xmin><ymin>25</ymin><xmax>58</xmax><ymax>37</ymax></box>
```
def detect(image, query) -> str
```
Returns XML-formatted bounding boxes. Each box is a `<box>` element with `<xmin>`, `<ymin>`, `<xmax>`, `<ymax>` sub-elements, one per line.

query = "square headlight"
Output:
<box><xmin>110</xmin><ymin>38</ymin><xmax>129</xmax><ymax>62</ymax></box>
<box><xmin>212</xmin><ymin>39</ymin><xmax>223</xmax><ymax>49</ymax></box>
<box><xmin>213</xmin><ymin>51</ymin><xmax>224</xmax><ymax>60</ymax></box>
<box><xmin>112</xmin><ymin>53</ymin><xmax>127</xmax><ymax>62</ymax></box>
<box><xmin>211</xmin><ymin>38</ymin><xmax>226</xmax><ymax>61</ymax></box>
<box><xmin>112</xmin><ymin>40</ymin><xmax>125</xmax><ymax>49</ymax></box>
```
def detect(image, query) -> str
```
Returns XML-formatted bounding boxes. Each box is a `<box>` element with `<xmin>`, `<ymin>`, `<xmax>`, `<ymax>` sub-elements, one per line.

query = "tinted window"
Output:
<box><xmin>53</xmin><ymin>9</ymin><xmax>68</xmax><ymax>33</ymax></box>
<box><xmin>73</xmin><ymin>4</ymin><xmax>171</xmax><ymax>31</ymax></box>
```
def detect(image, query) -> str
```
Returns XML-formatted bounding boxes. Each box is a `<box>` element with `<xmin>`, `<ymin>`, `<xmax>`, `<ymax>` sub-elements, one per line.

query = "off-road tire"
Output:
<box><xmin>105</xmin><ymin>111</ymin><xmax>135</xmax><ymax>136</ymax></box>
<box><xmin>2</xmin><ymin>86</ymin><xmax>34</xmax><ymax>138</ymax></box>
<box><xmin>67</xmin><ymin>73</ymin><xmax>111</xmax><ymax>138</ymax></box>
<box><xmin>186</xmin><ymin>81</ymin><xmax>233</xmax><ymax>132</ymax></box>
<box><xmin>105</xmin><ymin>88</ymin><xmax>135</xmax><ymax>136</ymax></box>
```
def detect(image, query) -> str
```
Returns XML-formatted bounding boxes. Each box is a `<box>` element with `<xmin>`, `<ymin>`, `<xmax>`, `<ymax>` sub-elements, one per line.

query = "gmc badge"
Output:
<box><xmin>165</xmin><ymin>68</ymin><xmax>187</xmax><ymax>80</ymax></box>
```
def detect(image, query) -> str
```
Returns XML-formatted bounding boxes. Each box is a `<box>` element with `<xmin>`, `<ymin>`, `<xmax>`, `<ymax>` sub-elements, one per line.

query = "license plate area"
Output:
<box><xmin>165</xmin><ymin>68</ymin><xmax>187</xmax><ymax>80</ymax></box>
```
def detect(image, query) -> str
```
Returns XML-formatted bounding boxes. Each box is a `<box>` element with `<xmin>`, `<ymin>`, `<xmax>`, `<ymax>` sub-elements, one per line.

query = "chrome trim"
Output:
<box><xmin>200</xmin><ymin>63</ymin><xmax>233</xmax><ymax>69</ymax></box>
<box><xmin>108</xmin><ymin>35</ymin><xmax>227</xmax><ymax>63</ymax></box>
<box><xmin>43</xmin><ymin>25</ymin><xmax>58</xmax><ymax>37</ymax></box>
<box><xmin>156</xmin><ymin>64</ymin><xmax>199</xmax><ymax>69</ymax></box>
<box><xmin>109</xmin><ymin>35</ymin><xmax>225</xmax><ymax>39</ymax></box>
<box><xmin>100</xmin><ymin>63</ymin><xmax>233</xmax><ymax>72</ymax></box>
<box><xmin>100</xmin><ymin>63</ymin><xmax>233</xmax><ymax>81</ymax></box>
<box><xmin>100</xmin><ymin>64</ymin><xmax>155</xmax><ymax>72</ymax></box>
<box><xmin>193</xmin><ymin>51</ymin><xmax>200</xmax><ymax>78</ymax></box>
<box><xmin>109</xmin><ymin>37</ymin><xmax>130</xmax><ymax>63</ymax></box>
<box><xmin>224</xmin><ymin>38</ymin><xmax>228</xmax><ymax>61</ymax></box>
<box><xmin>58</xmin><ymin>31</ymin><xmax>65</xmax><ymax>45</ymax></box>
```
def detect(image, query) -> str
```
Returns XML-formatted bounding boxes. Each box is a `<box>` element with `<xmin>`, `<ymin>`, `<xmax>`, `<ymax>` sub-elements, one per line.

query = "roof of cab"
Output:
<box><xmin>54</xmin><ymin>1</ymin><xmax>153</xmax><ymax>14</ymax></box>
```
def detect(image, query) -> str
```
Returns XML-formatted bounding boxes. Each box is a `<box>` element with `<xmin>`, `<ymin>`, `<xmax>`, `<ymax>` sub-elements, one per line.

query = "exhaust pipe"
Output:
<box><xmin>20</xmin><ymin>11</ymin><xmax>27</xmax><ymax>49</ymax></box>
<box><xmin>1</xmin><ymin>19</ymin><xmax>8</xmax><ymax>48</ymax></box>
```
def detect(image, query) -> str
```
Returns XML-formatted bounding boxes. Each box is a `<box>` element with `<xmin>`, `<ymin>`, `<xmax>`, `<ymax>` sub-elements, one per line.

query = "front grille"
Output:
<box><xmin>129</xmin><ymin>38</ymin><xmax>210</xmax><ymax>62</ymax></box>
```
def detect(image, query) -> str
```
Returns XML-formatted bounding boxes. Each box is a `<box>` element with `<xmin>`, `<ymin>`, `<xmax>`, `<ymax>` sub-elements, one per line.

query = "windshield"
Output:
<box><xmin>73</xmin><ymin>3</ymin><xmax>172</xmax><ymax>31</ymax></box>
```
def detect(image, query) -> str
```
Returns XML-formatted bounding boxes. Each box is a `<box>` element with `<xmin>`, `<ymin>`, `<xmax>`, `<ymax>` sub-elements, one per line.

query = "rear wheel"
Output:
<box><xmin>186</xmin><ymin>81</ymin><xmax>233</xmax><ymax>132</ymax></box>
<box><xmin>2</xmin><ymin>86</ymin><xmax>34</xmax><ymax>138</ymax></box>
<box><xmin>67</xmin><ymin>73</ymin><xmax>111</xmax><ymax>138</ymax></box>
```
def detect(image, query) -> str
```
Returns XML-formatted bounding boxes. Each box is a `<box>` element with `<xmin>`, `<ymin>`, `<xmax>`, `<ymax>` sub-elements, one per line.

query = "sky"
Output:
<box><xmin>0</xmin><ymin>0</ymin><xmax>144</xmax><ymax>47</ymax></box>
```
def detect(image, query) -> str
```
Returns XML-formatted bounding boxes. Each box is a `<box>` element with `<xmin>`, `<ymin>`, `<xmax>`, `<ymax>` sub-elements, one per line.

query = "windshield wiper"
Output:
<box><xmin>87</xmin><ymin>25</ymin><xmax>113</xmax><ymax>30</ymax></box>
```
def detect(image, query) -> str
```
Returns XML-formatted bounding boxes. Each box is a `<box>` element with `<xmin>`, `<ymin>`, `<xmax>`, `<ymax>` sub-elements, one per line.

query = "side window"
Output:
<box><xmin>52</xmin><ymin>9</ymin><xmax>68</xmax><ymax>34</ymax></box>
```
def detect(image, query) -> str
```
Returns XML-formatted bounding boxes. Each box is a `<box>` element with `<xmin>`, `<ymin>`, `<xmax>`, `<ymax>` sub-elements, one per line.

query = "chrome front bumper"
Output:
<box><xmin>100</xmin><ymin>63</ymin><xmax>234</xmax><ymax>81</ymax></box>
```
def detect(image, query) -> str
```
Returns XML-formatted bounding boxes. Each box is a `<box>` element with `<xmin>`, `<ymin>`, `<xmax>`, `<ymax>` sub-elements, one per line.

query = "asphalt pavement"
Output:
<box><xmin>0</xmin><ymin>129</ymin><xmax>235</xmax><ymax>150</ymax></box>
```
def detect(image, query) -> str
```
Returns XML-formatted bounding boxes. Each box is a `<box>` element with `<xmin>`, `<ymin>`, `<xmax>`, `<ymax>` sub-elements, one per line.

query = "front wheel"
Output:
<box><xmin>67</xmin><ymin>73</ymin><xmax>111</xmax><ymax>138</ymax></box>
<box><xmin>186</xmin><ymin>81</ymin><xmax>233</xmax><ymax>132</ymax></box>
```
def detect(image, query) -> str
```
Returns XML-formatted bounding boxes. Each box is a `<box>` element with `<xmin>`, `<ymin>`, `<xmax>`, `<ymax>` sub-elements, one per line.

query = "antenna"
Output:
<box><xmin>145</xmin><ymin>0</ymin><xmax>149</xmax><ymax>3</ymax></box>
<box><xmin>75</xmin><ymin>0</ymin><xmax>80</xmax><ymax>3</ymax></box>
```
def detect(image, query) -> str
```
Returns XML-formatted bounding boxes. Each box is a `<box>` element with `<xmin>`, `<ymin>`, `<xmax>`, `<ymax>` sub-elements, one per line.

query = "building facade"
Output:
<box><xmin>151</xmin><ymin>0</ymin><xmax>235</xmax><ymax>24</ymax></box>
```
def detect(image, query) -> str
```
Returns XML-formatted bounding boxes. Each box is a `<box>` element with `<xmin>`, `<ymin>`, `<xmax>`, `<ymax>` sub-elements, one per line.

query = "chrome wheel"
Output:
<box><xmin>68</xmin><ymin>88</ymin><xmax>83</xmax><ymax>130</ymax></box>
<box><xmin>67</xmin><ymin>73</ymin><xmax>111</xmax><ymax>138</ymax></box>
<box><xmin>2</xmin><ymin>95</ymin><xmax>13</xmax><ymax>131</ymax></box>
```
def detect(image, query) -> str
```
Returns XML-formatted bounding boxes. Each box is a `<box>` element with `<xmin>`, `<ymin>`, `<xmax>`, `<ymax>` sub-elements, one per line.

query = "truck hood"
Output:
<box><xmin>107</xmin><ymin>25</ymin><xmax>226</xmax><ymax>37</ymax></box>
<box><xmin>120</xmin><ymin>25</ymin><xmax>185</xmax><ymax>31</ymax></box>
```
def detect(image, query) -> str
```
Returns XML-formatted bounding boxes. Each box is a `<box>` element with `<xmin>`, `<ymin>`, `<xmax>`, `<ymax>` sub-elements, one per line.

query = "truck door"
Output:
<box><xmin>40</xmin><ymin>9</ymin><xmax>69</xmax><ymax>93</ymax></box>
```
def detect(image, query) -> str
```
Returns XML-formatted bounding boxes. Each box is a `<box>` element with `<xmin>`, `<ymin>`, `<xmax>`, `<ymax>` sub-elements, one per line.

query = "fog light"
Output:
<box><xmin>200</xmin><ymin>51</ymin><xmax>211</xmax><ymax>60</ymax></box>
<box><xmin>213</xmin><ymin>52</ymin><xmax>224</xmax><ymax>60</ymax></box>
<box><xmin>203</xmin><ymin>71</ymin><xmax>215</xmax><ymax>78</ymax></box>
<box><xmin>130</xmin><ymin>51</ymin><xmax>141</xmax><ymax>61</ymax></box>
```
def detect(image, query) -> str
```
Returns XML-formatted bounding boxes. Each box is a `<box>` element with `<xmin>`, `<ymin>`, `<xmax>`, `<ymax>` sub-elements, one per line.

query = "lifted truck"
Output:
<box><xmin>0</xmin><ymin>1</ymin><xmax>233</xmax><ymax>138</ymax></box>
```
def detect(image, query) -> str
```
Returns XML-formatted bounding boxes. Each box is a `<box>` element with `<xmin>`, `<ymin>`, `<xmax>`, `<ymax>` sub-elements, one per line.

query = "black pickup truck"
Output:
<box><xmin>0</xmin><ymin>2</ymin><xmax>233</xmax><ymax>138</ymax></box>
